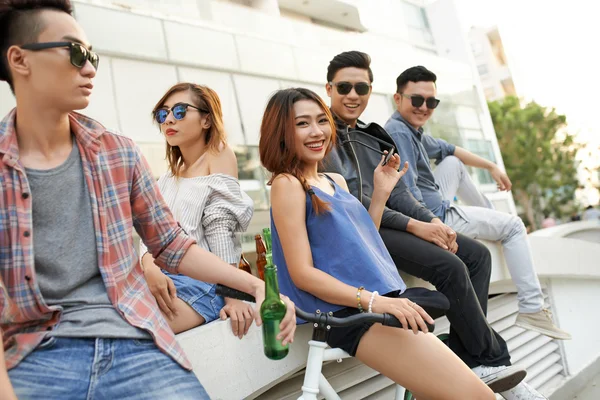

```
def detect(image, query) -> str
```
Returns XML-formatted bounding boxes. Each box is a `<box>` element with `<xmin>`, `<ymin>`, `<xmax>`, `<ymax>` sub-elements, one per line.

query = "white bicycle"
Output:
<box><xmin>216</xmin><ymin>285</ymin><xmax>448</xmax><ymax>400</ymax></box>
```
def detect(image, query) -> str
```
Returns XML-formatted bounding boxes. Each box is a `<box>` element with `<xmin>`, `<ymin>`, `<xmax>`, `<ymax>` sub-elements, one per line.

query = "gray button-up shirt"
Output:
<box><xmin>385</xmin><ymin>111</ymin><xmax>455</xmax><ymax>220</ymax></box>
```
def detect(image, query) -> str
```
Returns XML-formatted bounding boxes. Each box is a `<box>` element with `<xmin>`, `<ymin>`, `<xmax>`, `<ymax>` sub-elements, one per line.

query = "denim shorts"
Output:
<box><xmin>164</xmin><ymin>271</ymin><xmax>225</xmax><ymax>323</ymax></box>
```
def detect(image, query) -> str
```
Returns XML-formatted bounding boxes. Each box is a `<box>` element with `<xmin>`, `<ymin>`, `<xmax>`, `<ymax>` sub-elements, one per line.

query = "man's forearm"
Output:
<box><xmin>364</xmin><ymin>194</ymin><xmax>411</xmax><ymax>231</ymax></box>
<box><xmin>387</xmin><ymin>189</ymin><xmax>436</xmax><ymax>224</ymax></box>
<box><xmin>453</xmin><ymin>146</ymin><xmax>496</xmax><ymax>170</ymax></box>
<box><xmin>178</xmin><ymin>245</ymin><xmax>261</xmax><ymax>297</ymax></box>
<box><xmin>0</xmin><ymin>331</ymin><xmax>18</xmax><ymax>400</ymax></box>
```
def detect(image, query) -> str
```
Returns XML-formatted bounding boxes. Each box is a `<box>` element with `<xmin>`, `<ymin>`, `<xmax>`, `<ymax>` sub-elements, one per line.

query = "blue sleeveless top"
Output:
<box><xmin>271</xmin><ymin>177</ymin><xmax>406</xmax><ymax>316</ymax></box>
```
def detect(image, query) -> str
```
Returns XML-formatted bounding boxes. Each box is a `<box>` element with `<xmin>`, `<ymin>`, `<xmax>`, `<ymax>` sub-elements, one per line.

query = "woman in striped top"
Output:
<box><xmin>141</xmin><ymin>83</ymin><xmax>255</xmax><ymax>338</ymax></box>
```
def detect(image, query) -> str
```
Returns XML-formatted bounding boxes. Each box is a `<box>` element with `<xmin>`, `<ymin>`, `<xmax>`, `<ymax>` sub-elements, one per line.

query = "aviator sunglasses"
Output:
<box><xmin>154</xmin><ymin>103</ymin><xmax>209</xmax><ymax>124</ymax></box>
<box><xmin>20</xmin><ymin>42</ymin><xmax>100</xmax><ymax>70</ymax></box>
<box><xmin>400</xmin><ymin>93</ymin><xmax>441</xmax><ymax>109</ymax></box>
<box><xmin>329</xmin><ymin>81</ymin><xmax>371</xmax><ymax>96</ymax></box>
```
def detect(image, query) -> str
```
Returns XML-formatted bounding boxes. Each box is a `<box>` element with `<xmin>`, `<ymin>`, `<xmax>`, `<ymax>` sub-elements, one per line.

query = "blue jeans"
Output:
<box><xmin>9</xmin><ymin>337</ymin><xmax>209</xmax><ymax>400</ymax></box>
<box><xmin>435</xmin><ymin>156</ymin><xmax>544</xmax><ymax>313</ymax></box>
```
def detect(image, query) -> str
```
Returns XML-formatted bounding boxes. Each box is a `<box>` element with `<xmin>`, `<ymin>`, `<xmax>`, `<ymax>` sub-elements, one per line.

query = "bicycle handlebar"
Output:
<box><xmin>216</xmin><ymin>285</ymin><xmax>435</xmax><ymax>332</ymax></box>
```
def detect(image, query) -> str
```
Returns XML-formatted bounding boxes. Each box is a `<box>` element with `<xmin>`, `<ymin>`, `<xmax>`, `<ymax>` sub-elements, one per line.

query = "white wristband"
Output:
<box><xmin>368</xmin><ymin>291</ymin><xmax>378</xmax><ymax>313</ymax></box>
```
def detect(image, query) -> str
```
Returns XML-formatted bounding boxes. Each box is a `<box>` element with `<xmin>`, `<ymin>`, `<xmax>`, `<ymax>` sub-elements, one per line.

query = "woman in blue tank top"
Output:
<box><xmin>258</xmin><ymin>88</ymin><xmax>494</xmax><ymax>400</ymax></box>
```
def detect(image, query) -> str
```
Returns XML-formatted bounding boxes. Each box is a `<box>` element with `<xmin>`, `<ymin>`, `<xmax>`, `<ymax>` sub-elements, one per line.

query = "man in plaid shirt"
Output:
<box><xmin>0</xmin><ymin>1</ymin><xmax>296</xmax><ymax>399</ymax></box>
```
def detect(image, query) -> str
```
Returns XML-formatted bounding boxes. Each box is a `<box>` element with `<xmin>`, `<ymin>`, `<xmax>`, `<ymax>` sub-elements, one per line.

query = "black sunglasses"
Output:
<box><xmin>20</xmin><ymin>42</ymin><xmax>99</xmax><ymax>70</ymax></box>
<box><xmin>154</xmin><ymin>102</ymin><xmax>209</xmax><ymax>124</ymax></box>
<box><xmin>329</xmin><ymin>81</ymin><xmax>371</xmax><ymax>96</ymax></box>
<box><xmin>400</xmin><ymin>94</ymin><xmax>440</xmax><ymax>109</ymax></box>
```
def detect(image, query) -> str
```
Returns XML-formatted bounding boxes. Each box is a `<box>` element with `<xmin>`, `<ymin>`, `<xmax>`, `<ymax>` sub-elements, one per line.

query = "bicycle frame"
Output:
<box><xmin>296</xmin><ymin>310</ymin><xmax>405</xmax><ymax>400</ymax></box>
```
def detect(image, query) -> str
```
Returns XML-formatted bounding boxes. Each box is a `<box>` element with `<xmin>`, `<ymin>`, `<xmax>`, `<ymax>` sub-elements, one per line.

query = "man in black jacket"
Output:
<box><xmin>321</xmin><ymin>51</ymin><xmax>529</xmax><ymax>396</ymax></box>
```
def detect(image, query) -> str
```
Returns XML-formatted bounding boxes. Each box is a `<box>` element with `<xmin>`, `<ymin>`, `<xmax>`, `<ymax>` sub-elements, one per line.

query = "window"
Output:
<box><xmin>465</xmin><ymin>139</ymin><xmax>496</xmax><ymax>185</ymax></box>
<box><xmin>430</xmin><ymin>103</ymin><xmax>459</xmax><ymax>128</ymax></box>
<box><xmin>477</xmin><ymin>64</ymin><xmax>489</xmax><ymax>76</ymax></box>
<box><xmin>501</xmin><ymin>78</ymin><xmax>516</xmax><ymax>96</ymax></box>
<box><xmin>427</xmin><ymin>124</ymin><xmax>461</xmax><ymax>146</ymax></box>
<box><xmin>234</xmin><ymin>146</ymin><xmax>270</xmax><ymax>210</ymax></box>
<box><xmin>470</xmin><ymin>41</ymin><xmax>483</xmax><ymax>56</ymax></box>
<box><xmin>111</xmin><ymin>58</ymin><xmax>178</xmax><ymax>142</ymax></box>
<box><xmin>455</xmin><ymin>106</ymin><xmax>482</xmax><ymax>130</ymax></box>
<box><xmin>178</xmin><ymin>67</ymin><xmax>245</xmax><ymax>145</ymax></box>
<box><xmin>403</xmin><ymin>1</ymin><xmax>434</xmax><ymax>45</ymax></box>
<box><xmin>233</xmin><ymin>74</ymin><xmax>281</xmax><ymax>146</ymax></box>
<box><xmin>361</xmin><ymin>94</ymin><xmax>393</xmax><ymax>127</ymax></box>
<box><xmin>484</xmin><ymin>87</ymin><xmax>496</xmax><ymax>100</ymax></box>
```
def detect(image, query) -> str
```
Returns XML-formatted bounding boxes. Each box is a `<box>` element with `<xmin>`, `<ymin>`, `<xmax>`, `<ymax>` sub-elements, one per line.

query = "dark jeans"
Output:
<box><xmin>380</xmin><ymin>228</ymin><xmax>511</xmax><ymax>368</ymax></box>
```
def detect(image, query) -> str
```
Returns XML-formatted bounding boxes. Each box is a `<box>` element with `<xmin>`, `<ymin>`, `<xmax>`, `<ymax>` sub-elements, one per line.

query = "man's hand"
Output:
<box><xmin>220</xmin><ymin>298</ymin><xmax>254</xmax><ymax>339</ymax></box>
<box><xmin>143</xmin><ymin>263</ymin><xmax>178</xmax><ymax>320</ymax></box>
<box><xmin>490</xmin><ymin>165</ymin><xmax>512</xmax><ymax>191</ymax></box>
<box><xmin>407</xmin><ymin>219</ymin><xmax>457</xmax><ymax>252</ymax></box>
<box><xmin>431</xmin><ymin>218</ymin><xmax>458</xmax><ymax>254</ymax></box>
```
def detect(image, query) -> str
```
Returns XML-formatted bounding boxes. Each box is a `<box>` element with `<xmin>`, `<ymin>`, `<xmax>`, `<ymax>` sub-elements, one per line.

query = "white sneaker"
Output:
<box><xmin>501</xmin><ymin>381</ymin><xmax>547</xmax><ymax>399</ymax></box>
<box><xmin>471</xmin><ymin>365</ymin><xmax>527</xmax><ymax>393</ymax></box>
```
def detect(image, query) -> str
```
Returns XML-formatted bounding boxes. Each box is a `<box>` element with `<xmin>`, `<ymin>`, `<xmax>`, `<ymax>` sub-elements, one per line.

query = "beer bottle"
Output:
<box><xmin>262</xmin><ymin>227</ymin><xmax>272</xmax><ymax>254</ymax></box>
<box><xmin>260</xmin><ymin>253</ymin><xmax>289</xmax><ymax>360</ymax></box>
<box><xmin>255</xmin><ymin>234</ymin><xmax>267</xmax><ymax>280</ymax></box>
<box><xmin>238</xmin><ymin>253</ymin><xmax>252</xmax><ymax>275</ymax></box>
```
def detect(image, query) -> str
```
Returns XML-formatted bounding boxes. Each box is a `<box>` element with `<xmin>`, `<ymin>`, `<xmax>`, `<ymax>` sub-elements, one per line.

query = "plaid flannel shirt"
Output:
<box><xmin>0</xmin><ymin>109</ymin><xmax>196</xmax><ymax>370</ymax></box>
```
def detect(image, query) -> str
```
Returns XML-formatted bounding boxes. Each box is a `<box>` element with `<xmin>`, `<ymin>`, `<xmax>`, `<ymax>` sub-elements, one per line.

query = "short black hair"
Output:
<box><xmin>396</xmin><ymin>65</ymin><xmax>437</xmax><ymax>93</ymax></box>
<box><xmin>0</xmin><ymin>0</ymin><xmax>74</xmax><ymax>92</ymax></box>
<box><xmin>327</xmin><ymin>51</ymin><xmax>373</xmax><ymax>83</ymax></box>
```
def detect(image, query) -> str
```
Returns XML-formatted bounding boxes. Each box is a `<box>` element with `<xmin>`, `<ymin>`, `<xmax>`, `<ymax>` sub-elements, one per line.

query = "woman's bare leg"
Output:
<box><xmin>356</xmin><ymin>325</ymin><xmax>494</xmax><ymax>400</ymax></box>
<box><xmin>162</xmin><ymin>297</ymin><xmax>206</xmax><ymax>334</ymax></box>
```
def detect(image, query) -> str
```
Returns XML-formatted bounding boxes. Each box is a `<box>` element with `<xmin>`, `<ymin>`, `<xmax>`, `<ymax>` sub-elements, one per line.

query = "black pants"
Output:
<box><xmin>380</xmin><ymin>228</ymin><xmax>511</xmax><ymax>368</ymax></box>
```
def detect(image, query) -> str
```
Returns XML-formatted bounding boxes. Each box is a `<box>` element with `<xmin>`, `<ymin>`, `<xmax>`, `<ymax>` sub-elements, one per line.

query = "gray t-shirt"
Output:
<box><xmin>26</xmin><ymin>140</ymin><xmax>150</xmax><ymax>339</ymax></box>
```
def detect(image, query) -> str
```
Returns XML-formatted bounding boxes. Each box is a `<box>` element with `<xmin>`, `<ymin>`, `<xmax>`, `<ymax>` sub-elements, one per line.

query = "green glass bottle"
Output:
<box><xmin>260</xmin><ymin>253</ymin><xmax>289</xmax><ymax>360</ymax></box>
<box><xmin>262</xmin><ymin>227</ymin><xmax>272</xmax><ymax>253</ymax></box>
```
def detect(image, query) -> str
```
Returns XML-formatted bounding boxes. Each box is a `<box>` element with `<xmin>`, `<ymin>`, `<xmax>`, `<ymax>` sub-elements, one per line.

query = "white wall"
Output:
<box><xmin>426</xmin><ymin>0</ymin><xmax>471</xmax><ymax>63</ymax></box>
<box><xmin>549</xmin><ymin>278</ymin><xmax>600</xmax><ymax>376</ymax></box>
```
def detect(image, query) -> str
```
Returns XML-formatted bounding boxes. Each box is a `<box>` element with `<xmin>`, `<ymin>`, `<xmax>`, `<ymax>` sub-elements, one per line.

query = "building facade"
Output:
<box><xmin>469</xmin><ymin>25</ymin><xmax>517</xmax><ymax>101</ymax></box>
<box><xmin>0</xmin><ymin>0</ymin><xmax>517</xmax><ymax>254</ymax></box>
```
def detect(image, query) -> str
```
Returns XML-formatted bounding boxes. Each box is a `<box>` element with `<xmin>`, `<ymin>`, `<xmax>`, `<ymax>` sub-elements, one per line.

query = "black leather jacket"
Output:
<box><xmin>320</xmin><ymin>113</ymin><xmax>436</xmax><ymax>231</ymax></box>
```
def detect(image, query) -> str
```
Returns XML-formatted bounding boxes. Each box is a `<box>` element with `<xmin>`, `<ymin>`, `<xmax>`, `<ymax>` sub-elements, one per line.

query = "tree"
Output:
<box><xmin>488</xmin><ymin>96</ymin><xmax>581</xmax><ymax>231</ymax></box>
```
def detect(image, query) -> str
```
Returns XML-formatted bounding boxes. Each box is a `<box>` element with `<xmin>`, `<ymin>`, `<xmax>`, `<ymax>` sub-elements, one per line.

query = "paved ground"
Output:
<box><xmin>572</xmin><ymin>373</ymin><xmax>600</xmax><ymax>399</ymax></box>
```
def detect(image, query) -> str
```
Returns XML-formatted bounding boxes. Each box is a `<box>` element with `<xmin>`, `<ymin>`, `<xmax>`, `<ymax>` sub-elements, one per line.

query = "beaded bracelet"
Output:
<box><xmin>356</xmin><ymin>286</ymin><xmax>365</xmax><ymax>312</ymax></box>
<box><xmin>368</xmin><ymin>291</ymin><xmax>378</xmax><ymax>313</ymax></box>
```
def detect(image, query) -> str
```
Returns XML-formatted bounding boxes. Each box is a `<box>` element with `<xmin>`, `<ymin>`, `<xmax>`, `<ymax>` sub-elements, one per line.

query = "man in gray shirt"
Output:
<box><xmin>27</xmin><ymin>140</ymin><xmax>150</xmax><ymax>341</ymax></box>
<box><xmin>384</xmin><ymin>65</ymin><xmax>571</xmax><ymax>343</ymax></box>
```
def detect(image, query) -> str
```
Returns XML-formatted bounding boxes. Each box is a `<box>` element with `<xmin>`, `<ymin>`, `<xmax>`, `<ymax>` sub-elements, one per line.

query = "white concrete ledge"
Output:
<box><xmin>177</xmin><ymin>319</ymin><xmax>313</xmax><ymax>400</ymax></box>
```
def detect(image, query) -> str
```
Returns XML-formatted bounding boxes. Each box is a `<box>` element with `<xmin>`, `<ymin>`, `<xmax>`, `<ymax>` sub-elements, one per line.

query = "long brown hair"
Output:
<box><xmin>152</xmin><ymin>83</ymin><xmax>227</xmax><ymax>177</ymax></box>
<box><xmin>259</xmin><ymin>88</ymin><xmax>336</xmax><ymax>215</ymax></box>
